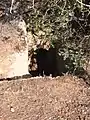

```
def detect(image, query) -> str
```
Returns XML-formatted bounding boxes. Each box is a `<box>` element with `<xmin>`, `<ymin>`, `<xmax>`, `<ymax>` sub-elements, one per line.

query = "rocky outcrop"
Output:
<box><xmin>0</xmin><ymin>18</ymin><xmax>29</xmax><ymax>79</ymax></box>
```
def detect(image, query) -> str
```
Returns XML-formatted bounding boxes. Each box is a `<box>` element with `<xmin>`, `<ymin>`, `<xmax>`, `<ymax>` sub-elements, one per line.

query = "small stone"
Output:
<box><xmin>10</xmin><ymin>107</ymin><xmax>15</xmax><ymax>112</ymax></box>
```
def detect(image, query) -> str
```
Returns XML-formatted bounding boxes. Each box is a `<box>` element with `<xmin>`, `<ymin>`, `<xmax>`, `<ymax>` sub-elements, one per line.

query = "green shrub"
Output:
<box><xmin>23</xmin><ymin>0</ymin><xmax>90</xmax><ymax>75</ymax></box>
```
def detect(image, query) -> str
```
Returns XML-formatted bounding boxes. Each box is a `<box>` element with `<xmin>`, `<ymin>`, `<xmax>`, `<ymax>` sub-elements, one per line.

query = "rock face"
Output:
<box><xmin>0</xmin><ymin>19</ymin><xmax>29</xmax><ymax>79</ymax></box>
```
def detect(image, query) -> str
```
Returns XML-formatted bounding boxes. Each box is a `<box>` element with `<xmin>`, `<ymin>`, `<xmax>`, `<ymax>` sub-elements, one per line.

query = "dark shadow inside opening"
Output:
<box><xmin>29</xmin><ymin>47</ymin><xmax>67</xmax><ymax>77</ymax></box>
<box><xmin>29</xmin><ymin>47</ymin><xmax>89</xmax><ymax>82</ymax></box>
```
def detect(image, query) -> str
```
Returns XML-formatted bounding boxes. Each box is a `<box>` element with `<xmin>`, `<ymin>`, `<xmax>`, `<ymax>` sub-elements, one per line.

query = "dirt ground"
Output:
<box><xmin>0</xmin><ymin>75</ymin><xmax>90</xmax><ymax>120</ymax></box>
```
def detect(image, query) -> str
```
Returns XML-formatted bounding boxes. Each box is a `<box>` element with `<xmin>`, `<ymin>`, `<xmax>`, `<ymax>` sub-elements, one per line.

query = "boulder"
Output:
<box><xmin>0</xmin><ymin>18</ymin><xmax>29</xmax><ymax>79</ymax></box>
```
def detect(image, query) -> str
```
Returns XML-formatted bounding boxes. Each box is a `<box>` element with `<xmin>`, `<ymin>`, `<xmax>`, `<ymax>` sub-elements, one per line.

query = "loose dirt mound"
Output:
<box><xmin>0</xmin><ymin>75</ymin><xmax>90</xmax><ymax>120</ymax></box>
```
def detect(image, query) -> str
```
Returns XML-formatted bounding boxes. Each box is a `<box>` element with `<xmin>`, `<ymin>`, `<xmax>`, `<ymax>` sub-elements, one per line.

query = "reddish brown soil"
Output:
<box><xmin>0</xmin><ymin>75</ymin><xmax>90</xmax><ymax>120</ymax></box>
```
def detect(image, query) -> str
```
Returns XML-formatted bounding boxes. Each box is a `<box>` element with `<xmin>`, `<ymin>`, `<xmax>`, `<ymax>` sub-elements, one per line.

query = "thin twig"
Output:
<box><xmin>33</xmin><ymin>0</ymin><xmax>35</xmax><ymax>9</ymax></box>
<box><xmin>10</xmin><ymin>0</ymin><xmax>15</xmax><ymax>14</ymax></box>
<box><xmin>76</xmin><ymin>0</ymin><xmax>90</xmax><ymax>8</ymax></box>
<box><xmin>61</xmin><ymin>0</ymin><xmax>67</xmax><ymax>15</ymax></box>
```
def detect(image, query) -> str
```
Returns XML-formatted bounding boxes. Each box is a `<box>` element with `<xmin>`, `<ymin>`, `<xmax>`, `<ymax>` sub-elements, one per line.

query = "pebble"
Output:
<box><xmin>10</xmin><ymin>107</ymin><xmax>15</xmax><ymax>112</ymax></box>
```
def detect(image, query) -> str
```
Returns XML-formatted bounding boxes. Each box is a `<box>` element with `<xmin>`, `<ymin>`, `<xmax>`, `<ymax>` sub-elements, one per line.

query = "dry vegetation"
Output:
<box><xmin>0</xmin><ymin>75</ymin><xmax>90</xmax><ymax>120</ymax></box>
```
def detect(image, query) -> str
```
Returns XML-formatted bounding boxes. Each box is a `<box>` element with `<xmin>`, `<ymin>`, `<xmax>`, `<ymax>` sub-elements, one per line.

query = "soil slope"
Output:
<box><xmin>0</xmin><ymin>75</ymin><xmax>90</xmax><ymax>120</ymax></box>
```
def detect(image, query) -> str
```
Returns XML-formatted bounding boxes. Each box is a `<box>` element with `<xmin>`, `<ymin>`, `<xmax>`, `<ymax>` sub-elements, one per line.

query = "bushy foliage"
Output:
<box><xmin>23</xmin><ymin>0</ymin><xmax>90</xmax><ymax>74</ymax></box>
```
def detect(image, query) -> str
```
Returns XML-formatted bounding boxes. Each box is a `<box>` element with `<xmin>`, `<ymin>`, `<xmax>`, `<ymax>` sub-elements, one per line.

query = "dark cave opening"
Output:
<box><xmin>29</xmin><ymin>47</ymin><xmax>67</xmax><ymax>77</ymax></box>
<box><xmin>28</xmin><ymin>47</ymin><xmax>90</xmax><ymax>84</ymax></box>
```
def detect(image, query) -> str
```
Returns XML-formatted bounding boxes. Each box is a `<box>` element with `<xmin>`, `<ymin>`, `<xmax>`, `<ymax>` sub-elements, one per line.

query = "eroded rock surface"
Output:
<box><xmin>0</xmin><ymin>19</ymin><xmax>29</xmax><ymax>79</ymax></box>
